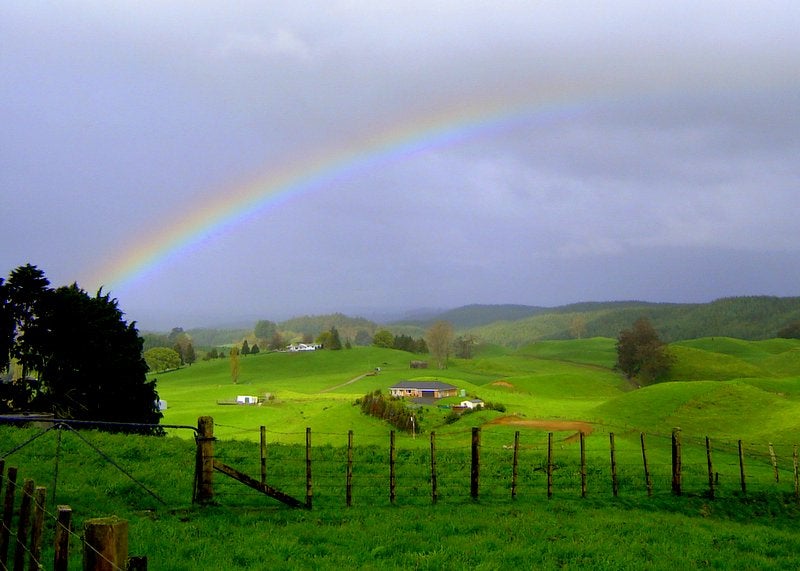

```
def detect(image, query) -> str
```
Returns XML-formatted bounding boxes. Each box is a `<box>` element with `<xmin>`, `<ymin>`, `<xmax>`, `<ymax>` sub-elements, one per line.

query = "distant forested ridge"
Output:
<box><xmin>460</xmin><ymin>297</ymin><xmax>800</xmax><ymax>347</ymax></box>
<box><xmin>146</xmin><ymin>296</ymin><xmax>800</xmax><ymax>351</ymax></box>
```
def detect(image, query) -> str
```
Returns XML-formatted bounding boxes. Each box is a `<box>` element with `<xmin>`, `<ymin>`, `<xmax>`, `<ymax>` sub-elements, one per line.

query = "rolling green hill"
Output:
<box><xmin>463</xmin><ymin>296</ymin><xmax>800</xmax><ymax>346</ymax></box>
<box><xmin>154</xmin><ymin>335</ymin><xmax>800</xmax><ymax>447</ymax></box>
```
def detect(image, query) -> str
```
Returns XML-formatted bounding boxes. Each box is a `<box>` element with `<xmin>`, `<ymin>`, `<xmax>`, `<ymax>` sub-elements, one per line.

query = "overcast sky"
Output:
<box><xmin>2</xmin><ymin>1</ymin><xmax>799</xmax><ymax>330</ymax></box>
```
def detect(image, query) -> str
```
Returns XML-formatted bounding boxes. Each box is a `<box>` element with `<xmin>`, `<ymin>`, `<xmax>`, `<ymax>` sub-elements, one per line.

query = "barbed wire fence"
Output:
<box><xmin>206</xmin><ymin>420</ymin><xmax>800</xmax><ymax>510</ymax></box>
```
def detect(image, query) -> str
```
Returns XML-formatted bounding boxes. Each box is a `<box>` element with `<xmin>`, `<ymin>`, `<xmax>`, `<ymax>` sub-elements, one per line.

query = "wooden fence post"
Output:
<box><xmin>705</xmin><ymin>436</ymin><xmax>715</xmax><ymax>499</ymax></box>
<box><xmin>641</xmin><ymin>433</ymin><xmax>652</xmax><ymax>497</ymax></box>
<box><xmin>511</xmin><ymin>431</ymin><xmax>520</xmax><ymax>500</ymax></box>
<box><xmin>346</xmin><ymin>431</ymin><xmax>353</xmax><ymax>507</ymax></box>
<box><xmin>389</xmin><ymin>431</ymin><xmax>396</xmax><ymax>505</ymax></box>
<box><xmin>194</xmin><ymin>416</ymin><xmax>215</xmax><ymax>504</ymax></box>
<box><xmin>1</xmin><ymin>466</ymin><xmax>17</xmax><ymax>566</ymax></box>
<box><xmin>471</xmin><ymin>427</ymin><xmax>480</xmax><ymax>500</ymax></box>
<box><xmin>83</xmin><ymin>516</ymin><xmax>128</xmax><ymax>571</ymax></box>
<box><xmin>769</xmin><ymin>443</ymin><xmax>779</xmax><ymax>483</ymax></box>
<box><xmin>260</xmin><ymin>426</ymin><xmax>267</xmax><ymax>486</ymax></box>
<box><xmin>738</xmin><ymin>440</ymin><xmax>747</xmax><ymax>494</ymax></box>
<box><xmin>14</xmin><ymin>478</ymin><xmax>35</xmax><ymax>571</ymax></box>
<box><xmin>53</xmin><ymin>506</ymin><xmax>72</xmax><ymax>571</ymax></box>
<box><xmin>28</xmin><ymin>485</ymin><xmax>47</xmax><ymax>571</ymax></box>
<box><xmin>609</xmin><ymin>433</ymin><xmax>618</xmax><ymax>497</ymax></box>
<box><xmin>305</xmin><ymin>427</ymin><xmax>312</xmax><ymax>510</ymax></box>
<box><xmin>580</xmin><ymin>432</ymin><xmax>587</xmax><ymax>498</ymax></box>
<box><xmin>671</xmin><ymin>428</ymin><xmax>682</xmax><ymax>496</ymax></box>
<box><xmin>794</xmin><ymin>445</ymin><xmax>799</xmax><ymax>503</ymax></box>
<box><xmin>546</xmin><ymin>432</ymin><xmax>554</xmax><ymax>499</ymax></box>
<box><xmin>430</xmin><ymin>432</ymin><xmax>438</xmax><ymax>504</ymax></box>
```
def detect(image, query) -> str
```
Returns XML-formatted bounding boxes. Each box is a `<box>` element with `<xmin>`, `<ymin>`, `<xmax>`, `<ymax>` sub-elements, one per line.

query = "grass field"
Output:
<box><xmin>5</xmin><ymin>337</ymin><xmax>800</xmax><ymax>568</ymax></box>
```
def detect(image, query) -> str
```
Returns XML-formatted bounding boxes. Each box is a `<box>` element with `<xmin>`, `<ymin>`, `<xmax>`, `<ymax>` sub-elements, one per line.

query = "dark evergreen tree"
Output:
<box><xmin>184</xmin><ymin>342</ymin><xmax>196</xmax><ymax>365</ymax></box>
<box><xmin>0</xmin><ymin>265</ymin><xmax>162</xmax><ymax>433</ymax></box>
<box><xmin>251</xmin><ymin>343</ymin><xmax>260</xmax><ymax>355</ymax></box>
<box><xmin>241</xmin><ymin>339</ymin><xmax>251</xmax><ymax>356</ymax></box>
<box><xmin>327</xmin><ymin>326</ymin><xmax>343</xmax><ymax>350</ymax></box>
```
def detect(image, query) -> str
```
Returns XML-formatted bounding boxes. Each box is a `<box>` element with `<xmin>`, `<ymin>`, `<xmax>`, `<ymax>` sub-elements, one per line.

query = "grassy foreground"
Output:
<box><xmin>3</xmin><ymin>425</ymin><xmax>800</xmax><ymax>570</ymax></box>
<box><xmin>4</xmin><ymin>337</ymin><xmax>800</xmax><ymax>568</ymax></box>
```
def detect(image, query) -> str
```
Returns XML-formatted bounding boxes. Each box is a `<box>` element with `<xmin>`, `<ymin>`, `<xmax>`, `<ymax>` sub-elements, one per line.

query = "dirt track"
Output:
<box><xmin>485</xmin><ymin>416</ymin><xmax>595</xmax><ymax>437</ymax></box>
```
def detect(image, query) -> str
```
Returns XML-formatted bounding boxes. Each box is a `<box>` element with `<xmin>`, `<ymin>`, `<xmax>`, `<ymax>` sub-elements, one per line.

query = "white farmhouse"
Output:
<box><xmin>460</xmin><ymin>398</ymin><xmax>484</xmax><ymax>410</ymax></box>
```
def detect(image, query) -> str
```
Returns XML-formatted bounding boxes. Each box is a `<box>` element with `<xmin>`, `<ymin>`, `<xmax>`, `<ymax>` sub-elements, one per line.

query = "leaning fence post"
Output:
<box><xmin>511</xmin><ymin>431</ymin><xmax>520</xmax><ymax>500</ymax></box>
<box><xmin>794</xmin><ymin>445</ymin><xmax>799</xmax><ymax>503</ymax></box>
<box><xmin>260</xmin><ymin>426</ymin><xmax>267</xmax><ymax>486</ymax></box>
<box><xmin>14</xmin><ymin>478</ymin><xmax>35</xmax><ymax>571</ymax></box>
<box><xmin>1</xmin><ymin>466</ymin><xmax>17</xmax><ymax>565</ymax></box>
<box><xmin>346</xmin><ymin>430</ymin><xmax>353</xmax><ymax>507</ymax></box>
<box><xmin>83</xmin><ymin>516</ymin><xmax>128</xmax><ymax>571</ymax></box>
<box><xmin>194</xmin><ymin>416</ymin><xmax>215</xmax><ymax>504</ymax></box>
<box><xmin>580</xmin><ymin>432</ymin><xmax>587</xmax><ymax>498</ymax></box>
<box><xmin>641</xmin><ymin>433</ymin><xmax>652</xmax><ymax>497</ymax></box>
<box><xmin>671</xmin><ymin>428</ymin><xmax>682</xmax><ymax>496</ymax></box>
<box><xmin>609</xmin><ymin>433</ymin><xmax>618</xmax><ymax>497</ymax></box>
<box><xmin>28</xmin><ymin>485</ymin><xmax>47</xmax><ymax>571</ymax></box>
<box><xmin>769</xmin><ymin>443</ymin><xmax>779</xmax><ymax>483</ymax></box>
<box><xmin>430</xmin><ymin>431</ymin><xmax>438</xmax><ymax>504</ymax></box>
<box><xmin>53</xmin><ymin>505</ymin><xmax>72</xmax><ymax>571</ymax></box>
<box><xmin>738</xmin><ymin>440</ymin><xmax>747</xmax><ymax>494</ymax></box>
<box><xmin>389</xmin><ymin>431</ymin><xmax>396</xmax><ymax>504</ymax></box>
<box><xmin>305</xmin><ymin>427</ymin><xmax>312</xmax><ymax>510</ymax></box>
<box><xmin>705</xmin><ymin>436</ymin><xmax>715</xmax><ymax>499</ymax></box>
<box><xmin>546</xmin><ymin>432</ymin><xmax>554</xmax><ymax>499</ymax></box>
<box><xmin>471</xmin><ymin>427</ymin><xmax>480</xmax><ymax>500</ymax></box>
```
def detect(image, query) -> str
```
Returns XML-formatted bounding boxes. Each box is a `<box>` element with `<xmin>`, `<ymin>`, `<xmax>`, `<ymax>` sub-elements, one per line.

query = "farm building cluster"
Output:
<box><xmin>389</xmin><ymin>380</ymin><xmax>483</xmax><ymax>411</ymax></box>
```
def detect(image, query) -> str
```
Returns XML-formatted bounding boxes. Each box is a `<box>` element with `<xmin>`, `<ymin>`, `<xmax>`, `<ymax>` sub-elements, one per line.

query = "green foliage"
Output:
<box><xmin>327</xmin><ymin>326</ymin><xmax>343</xmax><ymax>350</ymax></box>
<box><xmin>372</xmin><ymin>329</ymin><xmax>394</xmax><ymax>348</ymax></box>
<box><xmin>358</xmin><ymin>390</ymin><xmax>417</xmax><ymax>432</ymax></box>
<box><xmin>0</xmin><ymin>265</ymin><xmax>162</xmax><ymax>432</ymax></box>
<box><xmin>777</xmin><ymin>320</ymin><xmax>800</xmax><ymax>339</ymax></box>
<box><xmin>144</xmin><ymin>347</ymin><xmax>181</xmax><ymax>373</ymax></box>
<box><xmin>392</xmin><ymin>333</ymin><xmax>426</xmax><ymax>353</ymax></box>
<box><xmin>427</xmin><ymin>320</ymin><xmax>454</xmax><ymax>369</ymax></box>
<box><xmin>615</xmin><ymin>317</ymin><xmax>675</xmax><ymax>384</ymax></box>
<box><xmin>281</xmin><ymin>313</ymin><xmax>377</xmax><ymax>344</ymax></box>
<box><xmin>254</xmin><ymin>319</ymin><xmax>278</xmax><ymax>342</ymax></box>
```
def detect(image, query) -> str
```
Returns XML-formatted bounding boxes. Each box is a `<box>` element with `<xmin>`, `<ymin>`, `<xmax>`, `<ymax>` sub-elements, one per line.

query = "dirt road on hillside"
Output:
<box><xmin>485</xmin><ymin>416</ymin><xmax>595</xmax><ymax>442</ymax></box>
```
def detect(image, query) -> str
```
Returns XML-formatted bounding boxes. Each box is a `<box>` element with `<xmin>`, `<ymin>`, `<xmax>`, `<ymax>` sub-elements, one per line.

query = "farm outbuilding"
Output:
<box><xmin>460</xmin><ymin>398</ymin><xmax>484</xmax><ymax>410</ymax></box>
<box><xmin>389</xmin><ymin>381</ymin><xmax>458</xmax><ymax>400</ymax></box>
<box><xmin>236</xmin><ymin>395</ymin><xmax>258</xmax><ymax>405</ymax></box>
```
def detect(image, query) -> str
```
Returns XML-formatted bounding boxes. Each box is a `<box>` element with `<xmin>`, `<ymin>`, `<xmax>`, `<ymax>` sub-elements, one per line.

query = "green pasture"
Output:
<box><xmin>155</xmin><ymin>337</ymin><xmax>800</xmax><ymax>449</ymax></box>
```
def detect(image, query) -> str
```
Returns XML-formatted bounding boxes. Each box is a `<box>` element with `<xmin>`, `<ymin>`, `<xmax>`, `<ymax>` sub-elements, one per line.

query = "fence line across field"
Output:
<box><xmin>3</xmin><ymin>415</ymin><xmax>800</xmax><ymax>518</ymax></box>
<box><xmin>204</xmin><ymin>417</ymin><xmax>800</xmax><ymax>508</ymax></box>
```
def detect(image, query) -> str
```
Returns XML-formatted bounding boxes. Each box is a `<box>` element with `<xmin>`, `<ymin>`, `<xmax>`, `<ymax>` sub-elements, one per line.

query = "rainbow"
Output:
<box><xmin>84</xmin><ymin>90</ymin><xmax>612</xmax><ymax>293</ymax></box>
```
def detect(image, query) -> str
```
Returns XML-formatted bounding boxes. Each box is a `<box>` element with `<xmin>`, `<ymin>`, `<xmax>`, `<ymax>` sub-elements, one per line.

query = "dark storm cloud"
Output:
<box><xmin>2</xmin><ymin>1</ymin><xmax>799</xmax><ymax>328</ymax></box>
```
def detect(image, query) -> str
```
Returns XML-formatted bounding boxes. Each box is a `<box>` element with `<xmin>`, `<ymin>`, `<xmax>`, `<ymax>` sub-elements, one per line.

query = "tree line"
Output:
<box><xmin>0</xmin><ymin>265</ymin><xmax>162</xmax><ymax>432</ymax></box>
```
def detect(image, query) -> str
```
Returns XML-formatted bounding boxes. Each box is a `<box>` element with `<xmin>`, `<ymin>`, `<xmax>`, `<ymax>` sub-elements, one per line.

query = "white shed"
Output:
<box><xmin>460</xmin><ymin>398</ymin><xmax>484</xmax><ymax>410</ymax></box>
<box><xmin>236</xmin><ymin>395</ymin><xmax>258</xmax><ymax>405</ymax></box>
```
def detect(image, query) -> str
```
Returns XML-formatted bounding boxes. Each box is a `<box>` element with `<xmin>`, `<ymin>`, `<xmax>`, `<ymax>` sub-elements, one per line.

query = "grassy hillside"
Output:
<box><xmin>463</xmin><ymin>296</ymin><xmax>800</xmax><ymax>346</ymax></box>
<box><xmin>6</xmin><ymin>337</ymin><xmax>800</xmax><ymax>568</ymax></box>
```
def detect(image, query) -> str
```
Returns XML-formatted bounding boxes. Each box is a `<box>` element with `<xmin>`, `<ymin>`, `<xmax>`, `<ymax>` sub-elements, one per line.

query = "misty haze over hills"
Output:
<box><xmin>148</xmin><ymin>296</ymin><xmax>800</xmax><ymax>347</ymax></box>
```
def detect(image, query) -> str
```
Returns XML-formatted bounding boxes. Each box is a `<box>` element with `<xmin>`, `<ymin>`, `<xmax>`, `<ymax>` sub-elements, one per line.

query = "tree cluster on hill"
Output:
<box><xmin>0</xmin><ymin>264</ymin><xmax>162</xmax><ymax>433</ymax></box>
<box><xmin>615</xmin><ymin>317</ymin><xmax>675</xmax><ymax>386</ymax></box>
<box><xmin>357</xmin><ymin>390</ymin><xmax>417</xmax><ymax>433</ymax></box>
<box><xmin>427</xmin><ymin>321</ymin><xmax>454</xmax><ymax>369</ymax></box>
<box><xmin>371</xmin><ymin>329</ymin><xmax>427</xmax><ymax>353</ymax></box>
